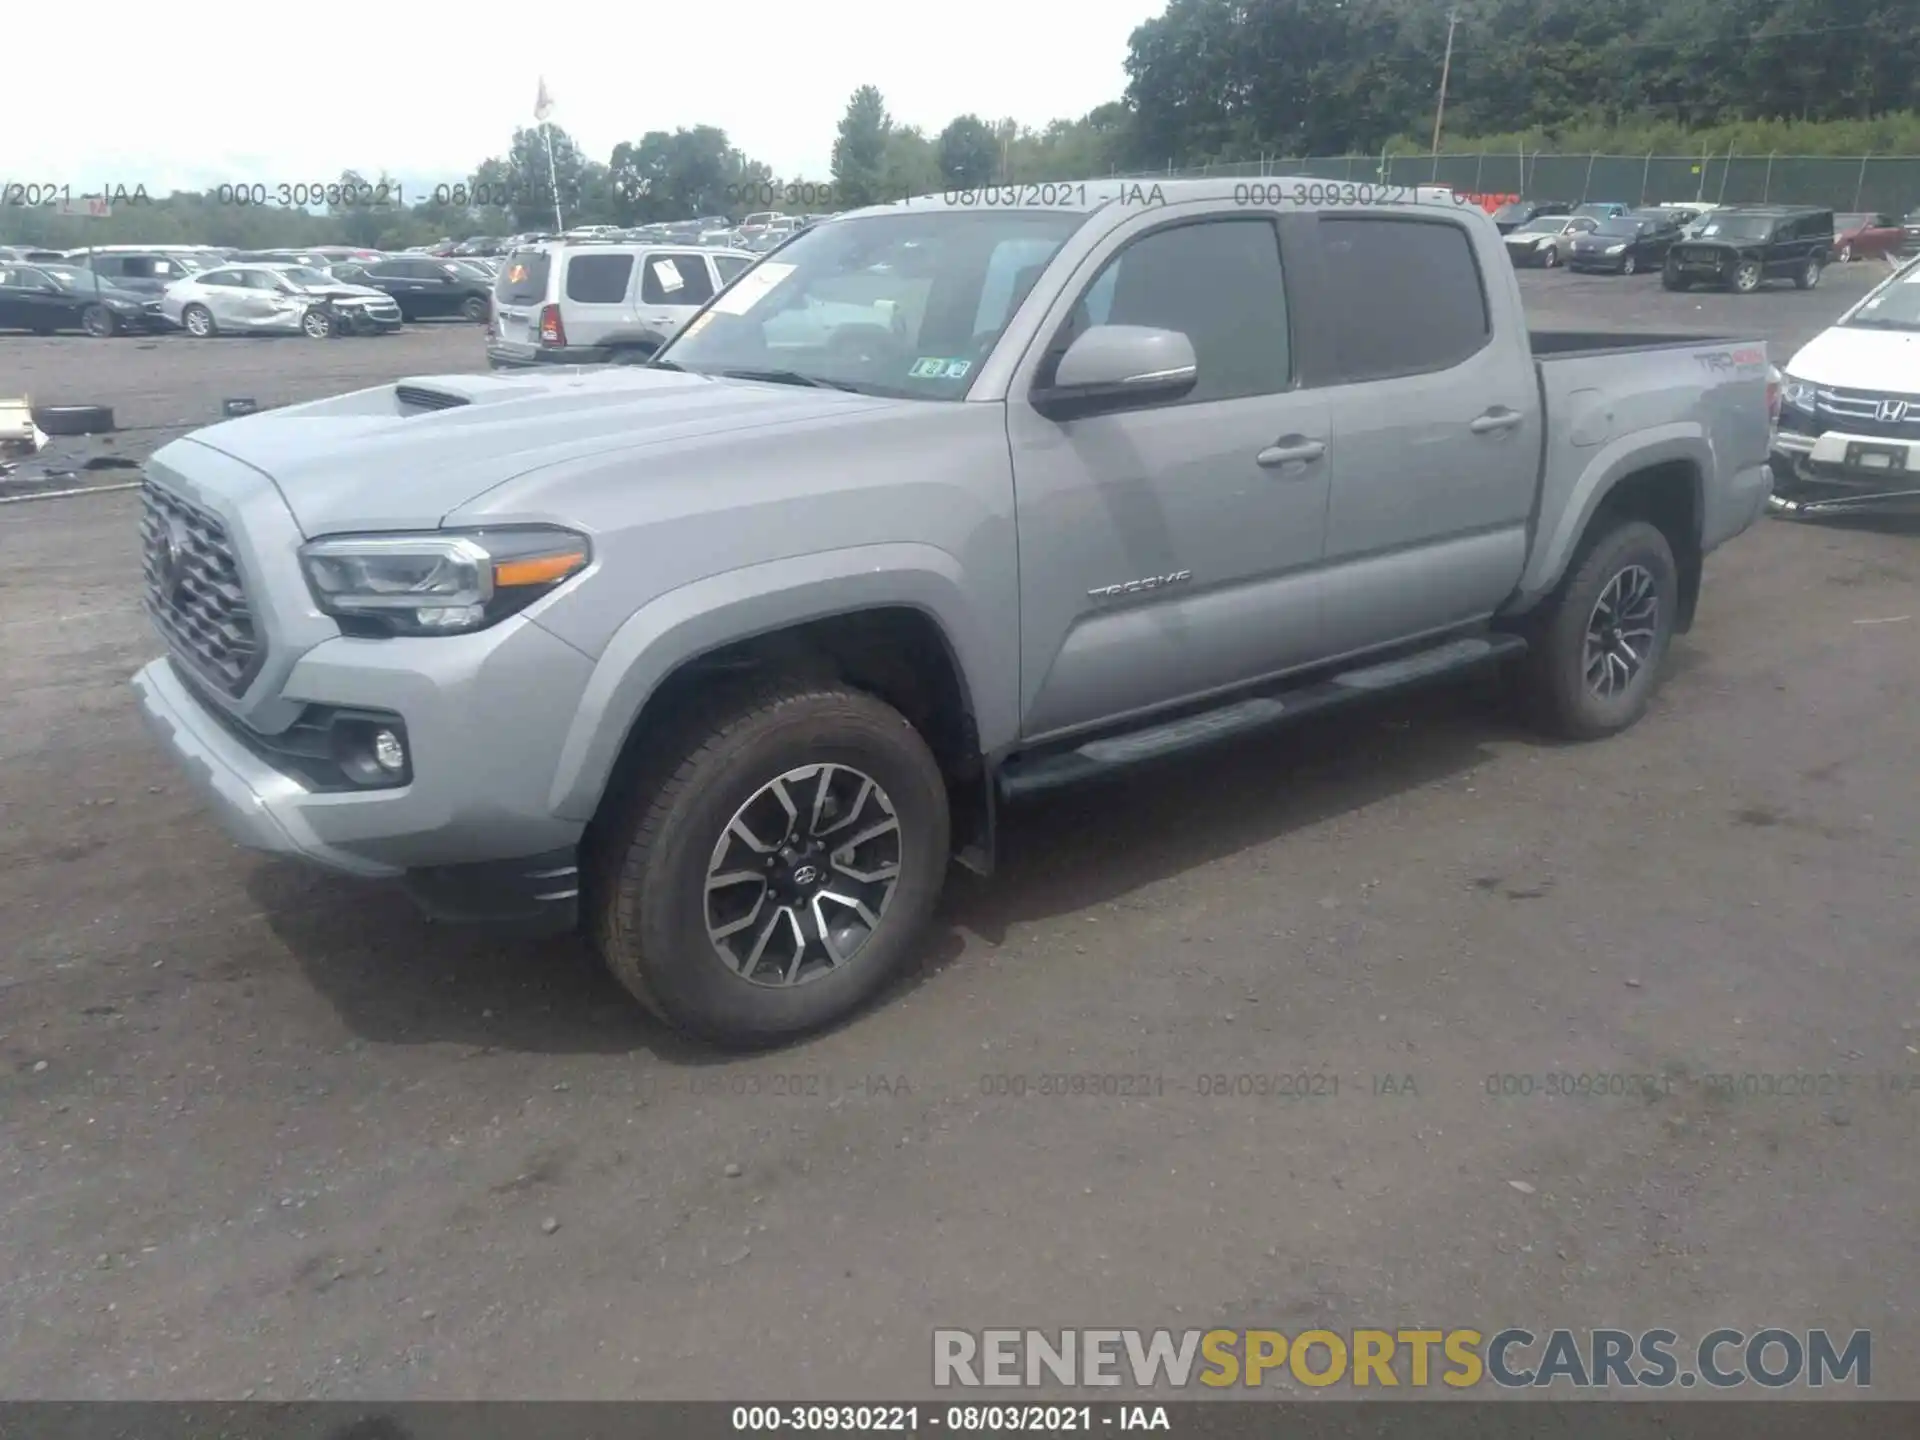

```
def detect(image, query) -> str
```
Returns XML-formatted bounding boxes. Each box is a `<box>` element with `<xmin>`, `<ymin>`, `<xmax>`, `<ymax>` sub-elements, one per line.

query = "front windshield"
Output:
<box><xmin>1843</xmin><ymin>272</ymin><xmax>1920</xmax><ymax>330</ymax></box>
<box><xmin>654</xmin><ymin>208</ymin><xmax>1088</xmax><ymax>400</ymax></box>
<box><xmin>1514</xmin><ymin>217</ymin><xmax>1564</xmax><ymax>235</ymax></box>
<box><xmin>1693</xmin><ymin>216</ymin><xmax>1771</xmax><ymax>241</ymax></box>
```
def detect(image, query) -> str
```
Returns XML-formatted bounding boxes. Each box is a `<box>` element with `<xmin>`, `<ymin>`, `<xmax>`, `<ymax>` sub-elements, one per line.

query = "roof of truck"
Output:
<box><xmin>848</xmin><ymin>177</ymin><xmax>1490</xmax><ymax>220</ymax></box>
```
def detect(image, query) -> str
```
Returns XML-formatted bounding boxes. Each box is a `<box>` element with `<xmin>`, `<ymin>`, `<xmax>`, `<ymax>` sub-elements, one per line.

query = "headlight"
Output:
<box><xmin>299</xmin><ymin>527</ymin><xmax>591</xmax><ymax>637</ymax></box>
<box><xmin>1606</xmin><ymin>244</ymin><xmax>1626</xmax><ymax>254</ymax></box>
<box><xmin>1781</xmin><ymin>375</ymin><xmax>1816</xmax><ymax>410</ymax></box>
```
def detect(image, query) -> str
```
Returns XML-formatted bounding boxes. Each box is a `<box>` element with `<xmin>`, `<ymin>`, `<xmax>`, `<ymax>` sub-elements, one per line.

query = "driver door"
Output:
<box><xmin>0</xmin><ymin>268</ymin><xmax>31</xmax><ymax>329</ymax></box>
<box><xmin>1005</xmin><ymin>210</ymin><xmax>1332</xmax><ymax>742</ymax></box>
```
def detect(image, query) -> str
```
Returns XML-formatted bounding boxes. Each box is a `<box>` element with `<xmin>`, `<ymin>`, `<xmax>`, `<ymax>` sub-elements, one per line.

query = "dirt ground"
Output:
<box><xmin>1</xmin><ymin>268</ymin><xmax>1916</xmax><ymax>1401</ymax></box>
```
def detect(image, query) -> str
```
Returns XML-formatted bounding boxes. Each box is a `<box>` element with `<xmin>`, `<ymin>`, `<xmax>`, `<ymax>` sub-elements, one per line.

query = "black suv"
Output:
<box><xmin>332</xmin><ymin>256</ymin><xmax>494</xmax><ymax>322</ymax></box>
<box><xmin>1901</xmin><ymin>209</ymin><xmax>1920</xmax><ymax>257</ymax></box>
<box><xmin>1662</xmin><ymin>206</ymin><xmax>1832</xmax><ymax>293</ymax></box>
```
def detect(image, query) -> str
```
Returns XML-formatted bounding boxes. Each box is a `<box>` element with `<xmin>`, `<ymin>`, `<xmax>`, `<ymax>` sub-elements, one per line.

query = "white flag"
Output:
<box><xmin>534</xmin><ymin>76</ymin><xmax>554</xmax><ymax>123</ymax></box>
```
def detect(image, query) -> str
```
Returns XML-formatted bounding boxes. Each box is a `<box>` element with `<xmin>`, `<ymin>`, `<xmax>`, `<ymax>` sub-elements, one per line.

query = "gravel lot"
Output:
<box><xmin>1</xmin><ymin>266</ymin><xmax>1916</xmax><ymax>1400</ymax></box>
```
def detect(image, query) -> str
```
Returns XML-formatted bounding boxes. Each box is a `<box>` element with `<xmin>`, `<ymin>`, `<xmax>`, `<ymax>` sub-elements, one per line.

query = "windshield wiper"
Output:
<box><xmin>646</xmin><ymin>357</ymin><xmax>685</xmax><ymax>371</ymax></box>
<box><xmin>716</xmin><ymin>367</ymin><xmax>863</xmax><ymax>393</ymax></box>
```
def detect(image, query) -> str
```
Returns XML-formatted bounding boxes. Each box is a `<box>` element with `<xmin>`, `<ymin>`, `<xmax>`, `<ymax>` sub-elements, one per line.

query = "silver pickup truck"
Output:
<box><xmin>131</xmin><ymin>180</ymin><xmax>1775</xmax><ymax>1046</ymax></box>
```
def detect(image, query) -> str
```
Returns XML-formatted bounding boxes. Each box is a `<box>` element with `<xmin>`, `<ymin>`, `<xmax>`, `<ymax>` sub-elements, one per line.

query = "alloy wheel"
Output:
<box><xmin>703</xmin><ymin>763</ymin><xmax>902</xmax><ymax>988</ymax></box>
<box><xmin>1583</xmin><ymin>565</ymin><xmax>1659</xmax><ymax>700</ymax></box>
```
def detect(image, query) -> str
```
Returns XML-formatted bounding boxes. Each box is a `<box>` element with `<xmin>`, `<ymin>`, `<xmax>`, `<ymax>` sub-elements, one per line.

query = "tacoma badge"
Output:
<box><xmin>1087</xmin><ymin>570</ymin><xmax>1193</xmax><ymax>600</ymax></box>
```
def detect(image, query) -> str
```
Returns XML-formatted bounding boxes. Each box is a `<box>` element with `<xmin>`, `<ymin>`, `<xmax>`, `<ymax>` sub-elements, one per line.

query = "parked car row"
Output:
<box><xmin>1495</xmin><ymin>199</ymin><xmax>1856</xmax><ymax>293</ymax></box>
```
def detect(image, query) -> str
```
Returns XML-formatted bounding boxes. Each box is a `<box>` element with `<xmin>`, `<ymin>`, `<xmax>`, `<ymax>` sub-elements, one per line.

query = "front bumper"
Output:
<box><xmin>1569</xmin><ymin>252</ymin><xmax>1633</xmax><ymax>272</ymax></box>
<box><xmin>1769</xmin><ymin>425</ymin><xmax>1920</xmax><ymax>513</ymax></box>
<box><xmin>132</xmin><ymin>614</ymin><xmax>597</xmax><ymax>928</ymax></box>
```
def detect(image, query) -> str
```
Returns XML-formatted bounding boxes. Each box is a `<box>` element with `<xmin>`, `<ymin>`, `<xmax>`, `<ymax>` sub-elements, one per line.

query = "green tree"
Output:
<box><xmin>831</xmin><ymin>86</ymin><xmax>893</xmax><ymax>208</ymax></box>
<box><xmin>608</xmin><ymin>126</ymin><xmax>773</xmax><ymax>222</ymax></box>
<box><xmin>937</xmin><ymin>115</ymin><xmax>1000</xmax><ymax>187</ymax></box>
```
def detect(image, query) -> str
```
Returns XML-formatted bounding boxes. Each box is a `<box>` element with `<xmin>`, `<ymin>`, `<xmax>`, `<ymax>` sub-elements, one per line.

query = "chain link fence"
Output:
<box><xmin>1104</xmin><ymin>153</ymin><xmax>1920</xmax><ymax>214</ymax></box>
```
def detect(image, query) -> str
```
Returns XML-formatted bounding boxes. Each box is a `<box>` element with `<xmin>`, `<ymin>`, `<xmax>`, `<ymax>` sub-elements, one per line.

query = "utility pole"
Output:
<box><xmin>1431</xmin><ymin>7</ymin><xmax>1461</xmax><ymax>157</ymax></box>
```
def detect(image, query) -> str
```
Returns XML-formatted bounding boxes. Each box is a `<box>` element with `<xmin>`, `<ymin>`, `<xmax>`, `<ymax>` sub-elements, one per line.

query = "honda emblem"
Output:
<box><xmin>1878</xmin><ymin>398</ymin><xmax>1909</xmax><ymax>423</ymax></box>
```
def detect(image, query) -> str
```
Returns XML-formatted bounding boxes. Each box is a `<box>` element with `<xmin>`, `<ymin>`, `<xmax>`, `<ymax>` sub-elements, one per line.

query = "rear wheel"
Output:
<box><xmin>1661</xmin><ymin>265</ymin><xmax>1689</xmax><ymax>291</ymax></box>
<box><xmin>461</xmin><ymin>295</ymin><xmax>488</xmax><ymax>322</ymax></box>
<box><xmin>182</xmin><ymin>304</ymin><xmax>216</xmax><ymax>337</ymax></box>
<box><xmin>590</xmin><ymin>679</ymin><xmax>951</xmax><ymax>1047</ymax></box>
<box><xmin>1514</xmin><ymin>520</ymin><xmax>1678</xmax><ymax>741</ymax></box>
<box><xmin>1838</xmin><ymin>242</ymin><xmax>1853</xmax><ymax>263</ymax></box>
<box><xmin>1793</xmin><ymin>259</ymin><xmax>1821</xmax><ymax>290</ymax></box>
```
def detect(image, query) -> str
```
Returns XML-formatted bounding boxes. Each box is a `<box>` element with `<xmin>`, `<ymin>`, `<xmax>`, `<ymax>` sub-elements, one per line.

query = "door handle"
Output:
<box><xmin>1256</xmin><ymin>437</ymin><xmax>1326</xmax><ymax>468</ymax></box>
<box><xmin>1470</xmin><ymin>409</ymin><xmax>1524</xmax><ymax>434</ymax></box>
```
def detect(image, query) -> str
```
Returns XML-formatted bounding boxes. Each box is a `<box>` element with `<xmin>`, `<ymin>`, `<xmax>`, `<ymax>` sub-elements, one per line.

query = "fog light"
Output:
<box><xmin>373</xmin><ymin>728</ymin><xmax>406</xmax><ymax>772</ymax></box>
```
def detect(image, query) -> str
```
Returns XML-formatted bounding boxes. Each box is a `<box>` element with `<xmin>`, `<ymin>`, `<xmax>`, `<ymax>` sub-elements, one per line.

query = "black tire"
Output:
<box><xmin>1621</xmin><ymin>253</ymin><xmax>1637</xmax><ymax>276</ymax></box>
<box><xmin>1541</xmin><ymin>247</ymin><xmax>1559</xmax><ymax>268</ymax></box>
<box><xmin>31</xmin><ymin>403</ymin><xmax>115</xmax><ymax>437</ymax></box>
<box><xmin>1513</xmin><ymin>519</ymin><xmax>1678</xmax><ymax>741</ymax></box>
<box><xmin>1732</xmin><ymin>260</ymin><xmax>1763</xmax><ymax>293</ymax></box>
<box><xmin>1793</xmin><ymin>259</ymin><xmax>1821</xmax><ymax>290</ymax></box>
<box><xmin>1662</xmin><ymin>267</ymin><xmax>1689</xmax><ymax>291</ymax></box>
<box><xmin>182</xmin><ymin>303</ymin><xmax>216</xmax><ymax>338</ymax></box>
<box><xmin>590</xmin><ymin>679</ymin><xmax>951</xmax><ymax>1047</ymax></box>
<box><xmin>81</xmin><ymin>304</ymin><xmax>117</xmax><ymax>338</ymax></box>
<box><xmin>1838</xmin><ymin>242</ymin><xmax>1853</xmax><ymax>263</ymax></box>
<box><xmin>461</xmin><ymin>295</ymin><xmax>488</xmax><ymax>322</ymax></box>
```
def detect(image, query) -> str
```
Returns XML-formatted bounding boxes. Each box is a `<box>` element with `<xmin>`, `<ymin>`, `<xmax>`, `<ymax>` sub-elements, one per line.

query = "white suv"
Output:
<box><xmin>487</xmin><ymin>241</ymin><xmax>755</xmax><ymax>368</ymax></box>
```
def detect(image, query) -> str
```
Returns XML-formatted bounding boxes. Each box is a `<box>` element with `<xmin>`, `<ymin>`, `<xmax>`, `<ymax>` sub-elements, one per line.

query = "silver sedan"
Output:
<box><xmin>1503</xmin><ymin>213</ymin><xmax>1600</xmax><ymax>268</ymax></box>
<box><xmin>160</xmin><ymin>264</ymin><xmax>402</xmax><ymax>338</ymax></box>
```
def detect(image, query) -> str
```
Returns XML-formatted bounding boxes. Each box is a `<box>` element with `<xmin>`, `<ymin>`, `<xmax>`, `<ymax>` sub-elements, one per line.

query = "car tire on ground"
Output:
<box><xmin>81</xmin><ymin>305</ymin><xmax>117</xmax><ymax>338</ymax></box>
<box><xmin>1732</xmin><ymin>261</ymin><xmax>1763</xmax><ymax>293</ymax></box>
<box><xmin>590</xmin><ymin>679</ymin><xmax>951</xmax><ymax>1048</ymax></box>
<box><xmin>302</xmin><ymin>307</ymin><xmax>332</xmax><ymax>339</ymax></box>
<box><xmin>1621</xmin><ymin>254</ymin><xmax>1638</xmax><ymax>275</ymax></box>
<box><xmin>1838</xmin><ymin>242</ymin><xmax>1853</xmax><ymax>262</ymax></box>
<box><xmin>461</xmin><ymin>296</ymin><xmax>488</xmax><ymax>322</ymax></box>
<box><xmin>182</xmin><ymin>304</ymin><xmax>216</xmax><ymax>338</ymax></box>
<box><xmin>1661</xmin><ymin>265</ymin><xmax>1690</xmax><ymax>291</ymax></box>
<box><xmin>1512</xmin><ymin>519</ymin><xmax>1678</xmax><ymax>742</ymax></box>
<box><xmin>31</xmin><ymin>403</ymin><xmax>115</xmax><ymax>437</ymax></box>
<box><xmin>1542</xmin><ymin>248</ymin><xmax>1559</xmax><ymax>268</ymax></box>
<box><xmin>1793</xmin><ymin>259</ymin><xmax>1821</xmax><ymax>290</ymax></box>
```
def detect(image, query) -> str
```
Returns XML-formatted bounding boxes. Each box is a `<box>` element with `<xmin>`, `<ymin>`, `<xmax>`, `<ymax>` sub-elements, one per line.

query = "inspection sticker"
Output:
<box><xmin>910</xmin><ymin>357</ymin><xmax>970</xmax><ymax>379</ymax></box>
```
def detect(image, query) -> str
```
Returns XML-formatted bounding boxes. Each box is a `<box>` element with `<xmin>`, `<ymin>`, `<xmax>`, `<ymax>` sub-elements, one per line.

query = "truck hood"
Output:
<box><xmin>1784</xmin><ymin>325</ymin><xmax>1920</xmax><ymax>391</ymax></box>
<box><xmin>165</xmin><ymin>366</ymin><xmax>904</xmax><ymax>535</ymax></box>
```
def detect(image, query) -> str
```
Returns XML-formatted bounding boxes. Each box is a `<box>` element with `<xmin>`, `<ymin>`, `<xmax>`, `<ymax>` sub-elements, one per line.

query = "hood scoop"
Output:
<box><xmin>395</xmin><ymin>384</ymin><xmax>470</xmax><ymax>413</ymax></box>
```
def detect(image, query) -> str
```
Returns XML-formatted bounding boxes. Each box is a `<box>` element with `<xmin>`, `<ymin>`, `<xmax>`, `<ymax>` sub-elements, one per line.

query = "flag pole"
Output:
<box><xmin>543</xmin><ymin>121</ymin><xmax>564</xmax><ymax>232</ymax></box>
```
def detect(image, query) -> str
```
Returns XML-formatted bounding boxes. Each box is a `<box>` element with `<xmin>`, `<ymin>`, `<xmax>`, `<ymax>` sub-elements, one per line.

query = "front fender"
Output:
<box><xmin>542</xmin><ymin>542</ymin><xmax>1010</xmax><ymax>821</ymax></box>
<box><xmin>1515</xmin><ymin>424</ymin><xmax>1709</xmax><ymax>604</ymax></box>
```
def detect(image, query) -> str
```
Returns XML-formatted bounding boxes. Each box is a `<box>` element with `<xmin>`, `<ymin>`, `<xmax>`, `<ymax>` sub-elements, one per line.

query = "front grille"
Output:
<box><xmin>140</xmin><ymin>481</ymin><xmax>264</xmax><ymax>696</ymax></box>
<box><xmin>1811</xmin><ymin>386</ymin><xmax>1920</xmax><ymax>440</ymax></box>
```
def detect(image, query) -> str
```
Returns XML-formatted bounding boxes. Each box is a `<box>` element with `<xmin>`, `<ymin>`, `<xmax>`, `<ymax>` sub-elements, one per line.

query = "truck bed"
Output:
<box><xmin>1512</xmin><ymin>330</ymin><xmax>1774</xmax><ymax>607</ymax></box>
<box><xmin>1529</xmin><ymin>329</ymin><xmax>1739</xmax><ymax>359</ymax></box>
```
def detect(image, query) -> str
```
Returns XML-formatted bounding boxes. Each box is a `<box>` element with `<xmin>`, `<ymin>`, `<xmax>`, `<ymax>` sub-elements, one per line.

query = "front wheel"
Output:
<box><xmin>1661</xmin><ymin>266</ymin><xmax>1690</xmax><ymax>291</ymax></box>
<box><xmin>1732</xmin><ymin>260</ymin><xmax>1763</xmax><ymax>293</ymax></box>
<box><xmin>1838</xmin><ymin>242</ymin><xmax>1853</xmax><ymax>263</ymax></box>
<box><xmin>301</xmin><ymin>307</ymin><xmax>332</xmax><ymax>339</ymax></box>
<box><xmin>1541</xmin><ymin>246</ymin><xmax>1560</xmax><ymax>268</ymax></box>
<box><xmin>81</xmin><ymin>305</ymin><xmax>117</xmax><ymax>338</ymax></box>
<box><xmin>1513</xmin><ymin>520</ymin><xmax>1678</xmax><ymax>741</ymax></box>
<box><xmin>1621</xmin><ymin>254</ymin><xmax>1638</xmax><ymax>276</ymax></box>
<box><xmin>590</xmin><ymin>680</ymin><xmax>951</xmax><ymax>1047</ymax></box>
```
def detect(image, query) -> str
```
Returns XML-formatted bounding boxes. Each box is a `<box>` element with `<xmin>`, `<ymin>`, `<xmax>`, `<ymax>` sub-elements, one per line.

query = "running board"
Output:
<box><xmin>997</xmin><ymin>633</ymin><xmax>1528</xmax><ymax>799</ymax></box>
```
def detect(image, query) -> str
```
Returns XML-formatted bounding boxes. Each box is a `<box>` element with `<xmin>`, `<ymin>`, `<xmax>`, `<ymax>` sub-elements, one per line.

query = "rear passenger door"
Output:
<box><xmin>636</xmin><ymin>251</ymin><xmax>716</xmax><ymax>338</ymax></box>
<box><xmin>1299</xmin><ymin>212</ymin><xmax>1538</xmax><ymax>659</ymax></box>
<box><xmin>558</xmin><ymin>251</ymin><xmax>639</xmax><ymax>349</ymax></box>
<box><xmin>1007</xmin><ymin>211</ymin><xmax>1332</xmax><ymax>741</ymax></box>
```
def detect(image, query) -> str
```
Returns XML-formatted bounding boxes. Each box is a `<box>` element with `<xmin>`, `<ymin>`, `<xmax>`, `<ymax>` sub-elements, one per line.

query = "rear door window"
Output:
<box><xmin>641</xmin><ymin>253</ymin><xmax>715</xmax><ymax>305</ymax></box>
<box><xmin>1315</xmin><ymin>216</ymin><xmax>1490</xmax><ymax>381</ymax></box>
<box><xmin>565</xmin><ymin>253</ymin><xmax>636</xmax><ymax>303</ymax></box>
<box><xmin>494</xmin><ymin>250</ymin><xmax>551</xmax><ymax>305</ymax></box>
<box><xmin>714</xmin><ymin>254</ymin><xmax>752</xmax><ymax>283</ymax></box>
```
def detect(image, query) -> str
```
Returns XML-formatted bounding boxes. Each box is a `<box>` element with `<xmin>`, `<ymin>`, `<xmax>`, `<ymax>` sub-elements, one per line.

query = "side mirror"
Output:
<box><xmin>1031</xmin><ymin>325</ymin><xmax>1197</xmax><ymax>419</ymax></box>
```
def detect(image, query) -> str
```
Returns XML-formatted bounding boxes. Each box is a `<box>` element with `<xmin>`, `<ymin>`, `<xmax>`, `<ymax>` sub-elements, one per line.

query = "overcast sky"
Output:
<box><xmin>8</xmin><ymin>2</ymin><xmax>1164</xmax><ymax>198</ymax></box>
